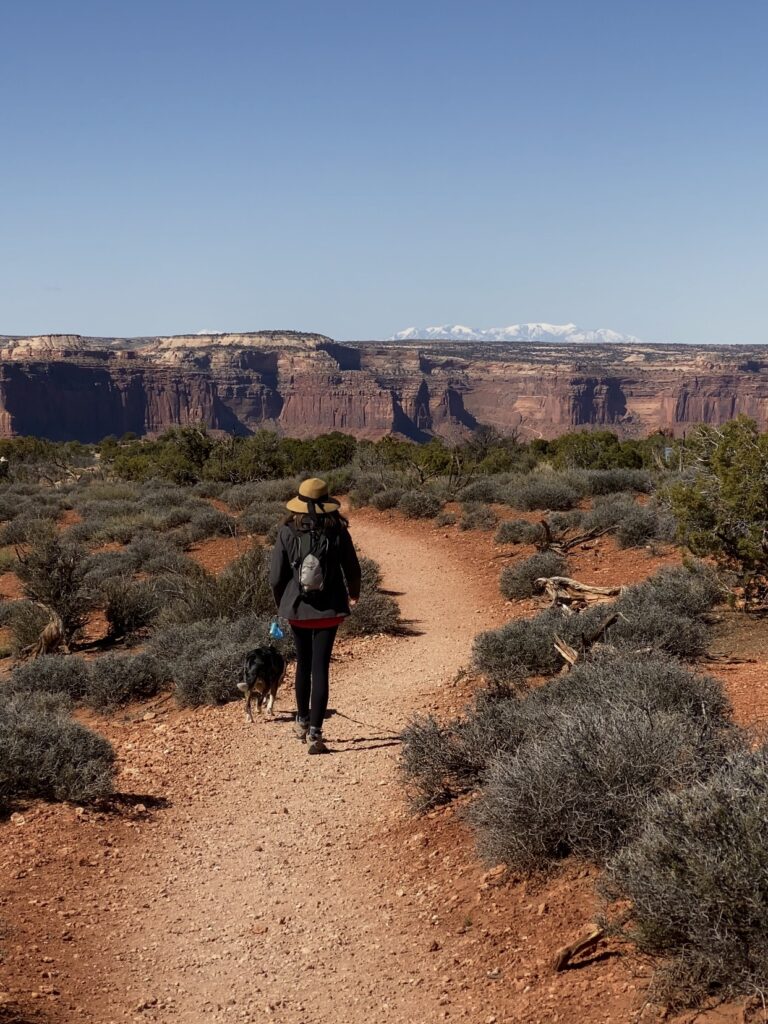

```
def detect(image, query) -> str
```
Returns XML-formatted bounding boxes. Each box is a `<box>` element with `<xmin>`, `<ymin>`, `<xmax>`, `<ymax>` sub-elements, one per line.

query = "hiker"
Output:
<box><xmin>269</xmin><ymin>478</ymin><xmax>361</xmax><ymax>754</ymax></box>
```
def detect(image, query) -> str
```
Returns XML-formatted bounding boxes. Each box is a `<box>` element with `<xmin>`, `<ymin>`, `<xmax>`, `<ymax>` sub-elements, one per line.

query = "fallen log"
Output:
<box><xmin>536</xmin><ymin>576</ymin><xmax>622</xmax><ymax>607</ymax></box>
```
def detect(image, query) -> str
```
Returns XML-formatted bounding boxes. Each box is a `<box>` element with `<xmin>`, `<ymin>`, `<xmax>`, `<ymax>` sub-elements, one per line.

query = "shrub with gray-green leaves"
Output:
<box><xmin>474</xmin><ymin>562</ymin><xmax>720</xmax><ymax>683</ymax></box>
<box><xmin>499</xmin><ymin>551</ymin><xmax>567</xmax><ymax>600</ymax></box>
<box><xmin>602</xmin><ymin>747</ymin><xmax>768</xmax><ymax>1008</ymax></box>
<box><xmin>508</xmin><ymin>475</ymin><xmax>581</xmax><ymax>511</ymax></box>
<box><xmin>397</xmin><ymin>490</ymin><xmax>443</xmax><ymax>519</ymax></box>
<box><xmin>85</xmin><ymin>652</ymin><xmax>168</xmax><ymax>712</ymax></box>
<box><xmin>150</xmin><ymin>613</ymin><xmax>287</xmax><ymax>706</ymax></box>
<box><xmin>343</xmin><ymin>555</ymin><xmax>400</xmax><ymax>637</ymax></box>
<box><xmin>459</xmin><ymin>503</ymin><xmax>498</xmax><ymax>532</ymax></box>
<box><xmin>0</xmin><ymin>690</ymin><xmax>116</xmax><ymax>807</ymax></box>
<box><xmin>7</xmin><ymin>654</ymin><xmax>91</xmax><ymax>700</ymax></box>
<box><xmin>494</xmin><ymin>519</ymin><xmax>542</xmax><ymax>545</ymax></box>
<box><xmin>470</xmin><ymin>691</ymin><xmax>739</xmax><ymax>870</ymax></box>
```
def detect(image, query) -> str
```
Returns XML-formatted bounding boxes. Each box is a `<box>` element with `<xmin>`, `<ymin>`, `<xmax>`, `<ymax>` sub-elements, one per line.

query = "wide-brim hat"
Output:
<box><xmin>286</xmin><ymin>477</ymin><xmax>341</xmax><ymax>514</ymax></box>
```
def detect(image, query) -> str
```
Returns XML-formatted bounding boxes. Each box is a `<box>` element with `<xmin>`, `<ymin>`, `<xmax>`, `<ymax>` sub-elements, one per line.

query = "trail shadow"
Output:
<box><xmin>564</xmin><ymin>950</ymin><xmax>620</xmax><ymax>971</ymax></box>
<box><xmin>96</xmin><ymin>792</ymin><xmax>171</xmax><ymax>816</ymax></box>
<box><xmin>329</xmin><ymin>740</ymin><xmax>402</xmax><ymax>753</ymax></box>
<box><xmin>393</xmin><ymin>621</ymin><xmax>424</xmax><ymax>637</ymax></box>
<box><xmin>0</xmin><ymin>1004</ymin><xmax>46</xmax><ymax>1023</ymax></box>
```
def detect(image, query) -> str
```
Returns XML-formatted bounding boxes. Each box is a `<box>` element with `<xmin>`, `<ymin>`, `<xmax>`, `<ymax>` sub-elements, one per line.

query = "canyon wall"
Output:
<box><xmin>1</xmin><ymin>332</ymin><xmax>768</xmax><ymax>441</ymax></box>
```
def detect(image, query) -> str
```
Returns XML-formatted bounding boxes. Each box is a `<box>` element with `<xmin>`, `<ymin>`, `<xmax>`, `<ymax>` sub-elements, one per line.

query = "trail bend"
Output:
<box><xmin>63</xmin><ymin>512</ymin><xmax>504</xmax><ymax>1024</ymax></box>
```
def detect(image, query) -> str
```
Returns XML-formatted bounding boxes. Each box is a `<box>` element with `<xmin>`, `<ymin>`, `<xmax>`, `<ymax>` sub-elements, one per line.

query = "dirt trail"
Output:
<box><xmin>27</xmin><ymin>513</ymin><xmax>506</xmax><ymax>1024</ymax></box>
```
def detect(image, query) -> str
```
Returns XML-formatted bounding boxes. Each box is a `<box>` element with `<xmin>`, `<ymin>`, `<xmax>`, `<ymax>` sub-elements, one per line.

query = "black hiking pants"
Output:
<box><xmin>291</xmin><ymin>625</ymin><xmax>339</xmax><ymax>732</ymax></box>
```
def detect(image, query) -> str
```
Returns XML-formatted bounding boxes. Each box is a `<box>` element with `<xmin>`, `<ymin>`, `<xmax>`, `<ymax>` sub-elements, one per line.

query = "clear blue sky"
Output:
<box><xmin>1</xmin><ymin>0</ymin><xmax>767</xmax><ymax>343</ymax></box>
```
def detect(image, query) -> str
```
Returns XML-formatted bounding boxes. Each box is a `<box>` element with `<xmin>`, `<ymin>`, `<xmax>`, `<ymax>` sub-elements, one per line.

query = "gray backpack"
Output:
<box><xmin>293</xmin><ymin>528</ymin><xmax>332</xmax><ymax>595</ymax></box>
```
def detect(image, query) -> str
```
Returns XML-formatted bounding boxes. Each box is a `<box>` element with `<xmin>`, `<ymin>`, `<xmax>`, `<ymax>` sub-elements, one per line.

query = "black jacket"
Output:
<box><xmin>269</xmin><ymin>519</ymin><xmax>362</xmax><ymax>622</ymax></box>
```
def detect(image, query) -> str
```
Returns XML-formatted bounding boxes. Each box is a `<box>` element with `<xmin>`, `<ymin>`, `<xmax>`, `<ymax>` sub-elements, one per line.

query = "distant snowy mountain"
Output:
<box><xmin>389</xmin><ymin>323</ymin><xmax>644</xmax><ymax>345</ymax></box>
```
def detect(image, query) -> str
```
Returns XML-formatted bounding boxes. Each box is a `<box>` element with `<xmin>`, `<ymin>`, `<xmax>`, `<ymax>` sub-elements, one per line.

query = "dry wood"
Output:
<box><xmin>552</xmin><ymin>924</ymin><xmax>606</xmax><ymax>971</ymax></box>
<box><xmin>553</xmin><ymin>634</ymin><xmax>580</xmax><ymax>666</ymax></box>
<box><xmin>21</xmin><ymin>607</ymin><xmax>66</xmax><ymax>659</ymax></box>
<box><xmin>536</xmin><ymin>575</ymin><xmax>622</xmax><ymax>609</ymax></box>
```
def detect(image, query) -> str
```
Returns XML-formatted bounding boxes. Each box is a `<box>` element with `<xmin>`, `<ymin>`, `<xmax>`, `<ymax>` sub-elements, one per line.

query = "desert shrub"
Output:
<box><xmin>103</xmin><ymin>579</ymin><xmax>160</xmax><ymax>637</ymax></box>
<box><xmin>358</xmin><ymin>556</ymin><xmax>383</xmax><ymax>591</ymax></box>
<box><xmin>222</xmin><ymin>479</ymin><xmax>299</xmax><ymax>511</ymax></box>
<box><xmin>0</xmin><ymin>548</ymin><xmax>17</xmax><ymax>573</ymax></box>
<box><xmin>582</xmin><ymin>493</ymin><xmax>637</xmax><ymax>533</ymax></box>
<box><xmin>545</xmin><ymin>652</ymin><xmax>732</xmax><ymax>724</ymax></box>
<box><xmin>458</xmin><ymin>478</ymin><xmax>507</xmax><ymax>503</ymax></box>
<box><xmin>0</xmin><ymin>690</ymin><xmax>115</xmax><ymax>805</ymax></box>
<box><xmin>397</xmin><ymin>490</ymin><xmax>443</xmax><ymax>519</ymax></box>
<box><xmin>343</xmin><ymin>555</ymin><xmax>400</xmax><ymax>637</ymax></box>
<box><xmin>91</xmin><ymin>512</ymin><xmax>158</xmax><ymax>544</ymax></box>
<box><xmin>602</xmin><ymin>747</ymin><xmax>768</xmax><ymax>1007</ymax></box>
<box><xmin>645</xmin><ymin>562</ymin><xmax>722</xmax><ymax>617</ymax></box>
<box><xmin>401</xmin><ymin>686</ymin><xmax>532</xmax><ymax>809</ymax></box>
<box><xmin>14</xmin><ymin>521</ymin><xmax>95</xmax><ymax>644</ymax></box>
<box><xmin>582</xmin><ymin>469</ymin><xmax>653</xmax><ymax>495</ymax></box>
<box><xmin>124</xmin><ymin>533</ymin><xmax>191</xmax><ymax>574</ymax></box>
<box><xmin>156</xmin><ymin>546</ymin><xmax>273</xmax><ymax>626</ymax></box>
<box><xmin>0</xmin><ymin>511</ymin><xmax>58</xmax><ymax>546</ymax></box>
<box><xmin>344</xmin><ymin>592</ymin><xmax>400</xmax><ymax>636</ymax></box>
<box><xmin>402</xmin><ymin>654</ymin><xmax>732</xmax><ymax>812</ymax></box>
<box><xmin>475</xmin><ymin>562</ymin><xmax>720</xmax><ymax>684</ymax></box>
<box><xmin>509</xmin><ymin>475</ymin><xmax>581</xmax><ymax>511</ymax></box>
<box><xmin>470</xmin><ymin>694</ymin><xmax>738</xmax><ymax>870</ymax></box>
<box><xmin>500</xmin><ymin>551</ymin><xmax>567</xmax><ymax>600</ymax></box>
<box><xmin>610</xmin><ymin>583</ymin><xmax>710</xmax><ymax>660</ymax></box>
<box><xmin>459</xmin><ymin>503</ymin><xmax>498</xmax><ymax>532</ymax></box>
<box><xmin>8</xmin><ymin>654</ymin><xmax>91</xmax><ymax>700</ymax></box>
<box><xmin>3</xmin><ymin>600</ymin><xmax>52</xmax><ymax>654</ymax></box>
<box><xmin>472</xmin><ymin>610</ymin><xmax>566</xmax><ymax>681</ymax></box>
<box><xmin>494</xmin><ymin>519</ymin><xmax>542</xmax><ymax>545</ymax></box>
<box><xmin>435</xmin><ymin>511</ymin><xmax>457</xmax><ymax>527</ymax></box>
<box><xmin>85</xmin><ymin>652</ymin><xmax>167</xmax><ymax>712</ymax></box>
<box><xmin>546</xmin><ymin>509</ymin><xmax>585</xmax><ymax>534</ymax></box>
<box><xmin>176</xmin><ymin>507</ymin><xmax>236</xmax><ymax>545</ymax></box>
<box><xmin>616</xmin><ymin>504</ymin><xmax>673</xmax><ymax>548</ymax></box>
<box><xmin>239</xmin><ymin>501</ymin><xmax>285</xmax><ymax>535</ymax></box>
<box><xmin>370</xmin><ymin>488</ymin><xmax>405</xmax><ymax>511</ymax></box>
<box><xmin>191</xmin><ymin>480</ymin><xmax>228</xmax><ymax>499</ymax></box>
<box><xmin>150</xmin><ymin>613</ymin><xmax>287</xmax><ymax>706</ymax></box>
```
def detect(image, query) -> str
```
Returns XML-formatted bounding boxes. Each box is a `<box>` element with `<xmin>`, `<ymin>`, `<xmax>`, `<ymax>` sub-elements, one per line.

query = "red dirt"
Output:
<box><xmin>187</xmin><ymin>534</ymin><xmax>253</xmax><ymax>574</ymax></box>
<box><xmin>0</xmin><ymin>509</ymin><xmax>761</xmax><ymax>1024</ymax></box>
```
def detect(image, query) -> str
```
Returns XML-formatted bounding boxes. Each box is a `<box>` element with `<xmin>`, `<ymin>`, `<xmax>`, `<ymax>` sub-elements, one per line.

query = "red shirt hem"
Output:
<box><xmin>288</xmin><ymin>616</ymin><xmax>345</xmax><ymax>629</ymax></box>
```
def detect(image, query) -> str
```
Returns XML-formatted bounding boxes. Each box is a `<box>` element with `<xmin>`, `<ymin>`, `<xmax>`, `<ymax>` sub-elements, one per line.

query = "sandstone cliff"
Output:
<box><xmin>1</xmin><ymin>331</ymin><xmax>767</xmax><ymax>441</ymax></box>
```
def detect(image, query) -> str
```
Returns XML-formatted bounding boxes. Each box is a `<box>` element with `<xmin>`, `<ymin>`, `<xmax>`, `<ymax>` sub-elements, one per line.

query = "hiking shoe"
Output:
<box><xmin>307</xmin><ymin>730</ymin><xmax>328</xmax><ymax>755</ymax></box>
<box><xmin>294</xmin><ymin>717</ymin><xmax>309</xmax><ymax>742</ymax></box>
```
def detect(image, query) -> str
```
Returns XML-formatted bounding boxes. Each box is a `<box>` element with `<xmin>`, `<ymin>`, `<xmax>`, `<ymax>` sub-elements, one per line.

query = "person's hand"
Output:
<box><xmin>350</xmin><ymin>597</ymin><xmax>358</xmax><ymax>608</ymax></box>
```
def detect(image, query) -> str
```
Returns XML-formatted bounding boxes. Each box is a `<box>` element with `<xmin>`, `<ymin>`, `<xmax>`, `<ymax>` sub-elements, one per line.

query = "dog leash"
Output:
<box><xmin>332</xmin><ymin>709</ymin><xmax>402</xmax><ymax>739</ymax></box>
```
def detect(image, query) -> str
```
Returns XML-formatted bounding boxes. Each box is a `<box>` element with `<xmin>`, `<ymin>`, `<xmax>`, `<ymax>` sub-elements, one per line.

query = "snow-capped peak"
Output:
<box><xmin>389</xmin><ymin>323</ymin><xmax>643</xmax><ymax>345</ymax></box>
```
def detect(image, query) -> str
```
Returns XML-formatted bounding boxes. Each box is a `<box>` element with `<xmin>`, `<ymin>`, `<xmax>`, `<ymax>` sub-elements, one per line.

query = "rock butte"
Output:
<box><xmin>1</xmin><ymin>330</ymin><xmax>767</xmax><ymax>441</ymax></box>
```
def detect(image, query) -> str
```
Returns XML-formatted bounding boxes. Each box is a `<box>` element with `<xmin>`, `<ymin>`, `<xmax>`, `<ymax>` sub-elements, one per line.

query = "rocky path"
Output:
<box><xmin>37</xmin><ymin>514</ymin><xmax>505</xmax><ymax>1024</ymax></box>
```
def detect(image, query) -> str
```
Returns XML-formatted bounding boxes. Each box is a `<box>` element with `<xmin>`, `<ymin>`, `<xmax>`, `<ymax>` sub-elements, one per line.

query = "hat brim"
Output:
<box><xmin>285</xmin><ymin>496</ymin><xmax>340</xmax><ymax>514</ymax></box>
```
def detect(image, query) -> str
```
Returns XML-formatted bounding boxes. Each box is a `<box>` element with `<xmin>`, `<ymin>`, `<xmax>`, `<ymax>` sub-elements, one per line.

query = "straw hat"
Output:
<box><xmin>285</xmin><ymin>478</ymin><xmax>341</xmax><ymax>515</ymax></box>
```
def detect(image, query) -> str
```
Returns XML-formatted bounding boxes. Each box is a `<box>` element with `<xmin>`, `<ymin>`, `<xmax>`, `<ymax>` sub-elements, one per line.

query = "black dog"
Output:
<box><xmin>237</xmin><ymin>645</ymin><xmax>286</xmax><ymax>724</ymax></box>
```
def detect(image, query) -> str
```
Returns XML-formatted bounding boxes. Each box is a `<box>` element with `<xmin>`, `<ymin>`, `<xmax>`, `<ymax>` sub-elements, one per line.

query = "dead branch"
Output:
<box><xmin>553</xmin><ymin>923</ymin><xmax>606</xmax><ymax>972</ymax></box>
<box><xmin>552</xmin><ymin>611</ymin><xmax>619</xmax><ymax>671</ymax></box>
<box><xmin>21</xmin><ymin>608</ymin><xmax>66</xmax><ymax>659</ymax></box>
<box><xmin>552</xmin><ymin>909</ymin><xmax>631</xmax><ymax>972</ymax></box>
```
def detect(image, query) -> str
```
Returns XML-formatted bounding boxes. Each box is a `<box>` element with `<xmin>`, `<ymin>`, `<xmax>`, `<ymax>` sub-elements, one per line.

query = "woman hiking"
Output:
<box><xmin>269</xmin><ymin>478</ymin><xmax>361</xmax><ymax>754</ymax></box>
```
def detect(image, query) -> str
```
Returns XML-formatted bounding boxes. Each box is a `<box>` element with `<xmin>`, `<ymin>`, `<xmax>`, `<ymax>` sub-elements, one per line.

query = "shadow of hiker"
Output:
<box><xmin>563</xmin><ymin>950</ymin><xmax>620</xmax><ymax>971</ymax></box>
<box><xmin>95</xmin><ymin>792</ymin><xmax>171</xmax><ymax>817</ymax></box>
<box><xmin>0</xmin><ymin>1005</ymin><xmax>46</xmax><ymax>1024</ymax></box>
<box><xmin>328</xmin><ymin>738</ymin><xmax>402</xmax><ymax>753</ymax></box>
